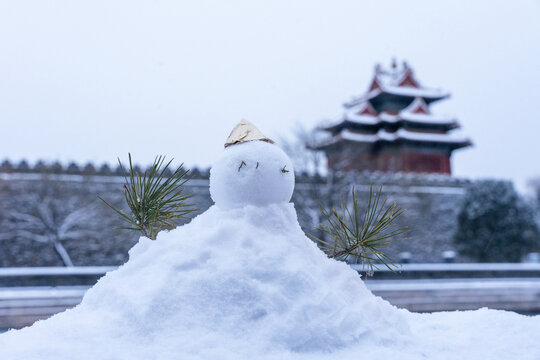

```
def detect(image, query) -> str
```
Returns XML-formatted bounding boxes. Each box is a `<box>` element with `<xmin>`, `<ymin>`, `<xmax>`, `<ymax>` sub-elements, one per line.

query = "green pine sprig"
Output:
<box><xmin>98</xmin><ymin>153</ymin><xmax>197</xmax><ymax>240</ymax></box>
<box><xmin>310</xmin><ymin>184</ymin><xmax>408</xmax><ymax>275</ymax></box>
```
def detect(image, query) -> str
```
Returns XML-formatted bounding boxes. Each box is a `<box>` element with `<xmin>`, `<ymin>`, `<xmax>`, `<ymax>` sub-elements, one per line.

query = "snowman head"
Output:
<box><xmin>210</xmin><ymin>120</ymin><xmax>295</xmax><ymax>209</ymax></box>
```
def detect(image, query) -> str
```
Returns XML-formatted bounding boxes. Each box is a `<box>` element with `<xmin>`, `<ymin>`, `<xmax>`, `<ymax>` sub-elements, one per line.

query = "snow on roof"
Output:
<box><xmin>345</xmin><ymin>62</ymin><xmax>450</xmax><ymax>107</ymax></box>
<box><xmin>393</xmin><ymin>128</ymin><xmax>469</xmax><ymax>144</ymax></box>
<box><xmin>402</xmin><ymin>97</ymin><xmax>430</xmax><ymax>114</ymax></box>
<box><xmin>319</xmin><ymin>116</ymin><xmax>349</xmax><ymax>131</ymax></box>
<box><xmin>330</xmin><ymin>84</ymin><xmax>457</xmax><ymax>131</ymax></box>
<box><xmin>341</xmin><ymin>130</ymin><xmax>378</xmax><ymax>142</ymax></box>
<box><xmin>399</xmin><ymin>112</ymin><xmax>458</xmax><ymax>126</ymax></box>
<box><xmin>353</xmin><ymin>100</ymin><xmax>377</xmax><ymax>113</ymax></box>
<box><xmin>378</xmin><ymin>112</ymin><xmax>399</xmax><ymax>123</ymax></box>
<box><xmin>341</xmin><ymin>102</ymin><xmax>457</xmax><ymax>127</ymax></box>
<box><xmin>323</xmin><ymin>101</ymin><xmax>379</xmax><ymax>129</ymax></box>
<box><xmin>373</xmin><ymin>60</ymin><xmax>416</xmax><ymax>88</ymax></box>
<box><xmin>346</xmin><ymin>86</ymin><xmax>449</xmax><ymax>107</ymax></box>
<box><xmin>344</xmin><ymin>111</ymin><xmax>379</xmax><ymax>125</ymax></box>
<box><xmin>328</xmin><ymin>110</ymin><xmax>458</xmax><ymax>130</ymax></box>
<box><xmin>321</xmin><ymin>128</ymin><xmax>471</xmax><ymax>147</ymax></box>
<box><xmin>374</xmin><ymin>85</ymin><xmax>449</xmax><ymax>99</ymax></box>
<box><xmin>315</xmin><ymin>130</ymin><xmax>372</xmax><ymax>147</ymax></box>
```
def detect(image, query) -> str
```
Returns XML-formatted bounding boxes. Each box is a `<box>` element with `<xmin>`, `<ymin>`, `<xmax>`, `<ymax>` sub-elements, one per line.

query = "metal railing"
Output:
<box><xmin>1</xmin><ymin>264</ymin><xmax>540</xmax><ymax>330</ymax></box>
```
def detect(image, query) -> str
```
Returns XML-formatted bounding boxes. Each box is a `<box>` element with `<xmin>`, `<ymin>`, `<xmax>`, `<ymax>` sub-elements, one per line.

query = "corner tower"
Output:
<box><xmin>315</xmin><ymin>60</ymin><xmax>471</xmax><ymax>174</ymax></box>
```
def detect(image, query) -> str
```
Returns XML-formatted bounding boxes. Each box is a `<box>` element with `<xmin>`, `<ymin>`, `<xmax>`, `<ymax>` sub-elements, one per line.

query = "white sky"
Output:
<box><xmin>1</xmin><ymin>1</ymin><xmax>539</xmax><ymax>192</ymax></box>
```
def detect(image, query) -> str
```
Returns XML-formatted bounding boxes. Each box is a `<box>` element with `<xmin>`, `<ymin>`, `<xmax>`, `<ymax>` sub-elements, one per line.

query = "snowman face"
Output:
<box><xmin>210</xmin><ymin>141</ymin><xmax>295</xmax><ymax>209</ymax></box>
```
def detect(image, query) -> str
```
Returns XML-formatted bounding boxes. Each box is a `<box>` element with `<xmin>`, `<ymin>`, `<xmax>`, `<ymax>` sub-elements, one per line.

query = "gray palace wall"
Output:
<box><xmin>0</xmin><ymin>162</ymin><xmax>470</xmax><ymax>267</ymax></box>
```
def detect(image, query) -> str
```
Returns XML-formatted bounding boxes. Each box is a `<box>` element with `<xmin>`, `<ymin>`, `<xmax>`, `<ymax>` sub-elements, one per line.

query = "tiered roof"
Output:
<box><xmin>317</xmin><ymin>61</ymin><xmax>471</xmax><ymax>151</ymax></box>
<box><xmin>345</xmin><ymin>61</ymin><xmax>450</xmax><ymax>109</ymax></box>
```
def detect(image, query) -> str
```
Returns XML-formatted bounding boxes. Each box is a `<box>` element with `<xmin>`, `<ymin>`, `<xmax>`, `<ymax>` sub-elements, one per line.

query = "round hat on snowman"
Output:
<box><xmin>210</xmin><ymin>120</ymin><xmax>295</xmax><ymax>209</ymax></box>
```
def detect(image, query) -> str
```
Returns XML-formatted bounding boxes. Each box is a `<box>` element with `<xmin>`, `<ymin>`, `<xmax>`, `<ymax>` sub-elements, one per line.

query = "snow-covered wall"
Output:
<box><xmin>293</xmin><ymin>171</ymin><xmax>470</xmax><ymax>263</ymax></box>
<box><xmin>0</xmin><ymin>164</ymin><xmax>469</xmax><ymax>266</ymax></box>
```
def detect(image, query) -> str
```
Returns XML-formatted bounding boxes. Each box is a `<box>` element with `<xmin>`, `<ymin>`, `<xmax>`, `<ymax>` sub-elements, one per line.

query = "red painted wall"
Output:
<box><xmin>327</xmin><ymin>147</ymin><xmax>451</xmax><ymax>174</ymax></box>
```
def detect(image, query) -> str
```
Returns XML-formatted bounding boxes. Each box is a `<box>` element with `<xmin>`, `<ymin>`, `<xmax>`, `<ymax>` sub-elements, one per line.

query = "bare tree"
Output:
<box><xmin>279</xmin><ymin>122</ymin><xmax>327</xmax><ymax>176</ymax></box>
<box><xmin>279</xmin><ymin>123</ymin><xmax>337</xmax><ymax>240</ymax></box>
<box><xmin>0</xmin><ymin>178</ymin><xmax>103</xmax><ymax>267</ymax></box>
<box><xmin>528</xmin><ymin>177</ymin><xmax>540</xmax><ymax>228</ymax></box>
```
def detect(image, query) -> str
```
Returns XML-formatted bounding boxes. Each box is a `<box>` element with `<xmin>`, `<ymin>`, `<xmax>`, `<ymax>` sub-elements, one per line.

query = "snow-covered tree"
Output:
<box><xmin>0</xmin><ymin>178</ymin><xmax>104</xmax><ymax>267</ymax></box>
<box><xmin>454</xmin><ymin>180</ymin><xmax>539</xmax><ymax>262</ymax></box>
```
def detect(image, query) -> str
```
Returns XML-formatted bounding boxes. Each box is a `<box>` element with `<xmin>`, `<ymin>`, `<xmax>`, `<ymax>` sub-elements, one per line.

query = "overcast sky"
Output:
<box><xmin>1</xmin><ymin>1</ymin><xmax>539</xmax><ymax>193</ymax></box>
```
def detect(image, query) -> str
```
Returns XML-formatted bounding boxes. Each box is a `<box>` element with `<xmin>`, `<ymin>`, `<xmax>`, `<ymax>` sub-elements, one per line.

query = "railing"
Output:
<box><xmin>0</xmin><ymin>266</ymin><xmax>116</xmax><ymax>277</ymax></box>
<box><xmin>352</xmin><ymin>263</ymin><xmax>540</xmax><ymax>272</ymax></box>
<box><xmin>0</xmin><ymin>266</ymin><xmax>116</xmax><ymax>287</ymax></box>
<box><xmin>366</xmin><ymin>278</ymin><xmax>540</xmax><ymax>313</ymax></box>
<box><xmin>350</xmin><ymin>263</ymin><xmax>540</xmax><ymax>279</ymax></box>
<box><xmin>1</xmin><ymin>264</ymin><xmax>540</xmax><ymax>331</ymax></box>
<box><xmin>0</xmin><ymin>286</ymin><xmax>88</xmax><ymax>330</ymax></box>
<box><xmin>0</xmin><ymin>267</ymin><xmax>113</xmax><ymax>330</ymax></box>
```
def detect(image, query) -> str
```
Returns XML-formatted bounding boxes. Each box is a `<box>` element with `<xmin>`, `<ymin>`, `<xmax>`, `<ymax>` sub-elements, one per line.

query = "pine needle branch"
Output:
<box><xmin>309</xmin><ymin>184</ymin><xmax>408</xmax><ymax>275</ymax></box>
<box><xmin>98</xmin><ymin>153</ymin><xmax>197</xmax><ymax>240</ymax></box>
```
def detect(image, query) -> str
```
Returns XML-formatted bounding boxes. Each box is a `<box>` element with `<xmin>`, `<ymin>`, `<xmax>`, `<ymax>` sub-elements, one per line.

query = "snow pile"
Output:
<box><xmin>1</xmin><ymin>139</ymin><xmax>539</xmax><ymax>359</ymax></box>
<box><xmin>0</xmin><ymin>203</ymin><xmax>409</xmax><ymax>359</ymax></box>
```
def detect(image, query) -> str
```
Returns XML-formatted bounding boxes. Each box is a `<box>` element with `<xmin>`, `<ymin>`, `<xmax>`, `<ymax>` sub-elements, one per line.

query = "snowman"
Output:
<box><xmin>210</xmin><ymin>119</ymin><xmax>295</xmax><ymax>209</ymax></box>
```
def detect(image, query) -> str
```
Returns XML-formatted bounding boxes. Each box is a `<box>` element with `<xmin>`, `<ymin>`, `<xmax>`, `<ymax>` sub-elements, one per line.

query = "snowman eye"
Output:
<box><xmin>238</xmin><ymin>161</ymin><xmax>247</xmax><ymax>172</ymax></box>
<box><xmin>281</xmin><ymin>165</ymin><xmax>289</xmax><ymax>173</ymax></box>
<box><xmin>256</xmin><ymin>162</ymin><xmax>260</xmax><ymax>169</ymax></box>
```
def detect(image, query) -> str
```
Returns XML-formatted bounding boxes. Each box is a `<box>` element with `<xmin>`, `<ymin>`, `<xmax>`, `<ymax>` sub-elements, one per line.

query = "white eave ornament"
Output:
<box><xmin>224</xmin><ymin>119</ymin><xmax>275</xmax><ymax>147</ymax></box>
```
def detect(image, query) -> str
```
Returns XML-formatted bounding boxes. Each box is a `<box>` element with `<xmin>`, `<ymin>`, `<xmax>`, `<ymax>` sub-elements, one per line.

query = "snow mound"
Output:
<box><xmin>0</xmin><ymin>204</ymin><xmax>409</xmax><ymax>359</ymax></box>
<box><xmin>2</xmin><ymin>210</ymin><xmax>540</xmax><ymax>360</ymax></box>
<box><xmin>210</xmin><ymin>141</ymin><xmax>294</xmax><ymax>209</ymax></box>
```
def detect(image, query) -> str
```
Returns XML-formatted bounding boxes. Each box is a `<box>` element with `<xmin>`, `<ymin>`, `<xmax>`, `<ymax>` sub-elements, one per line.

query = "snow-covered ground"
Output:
<box><xmin>1</xmin><ymin>137</ymin><xmax>538</xmax><ymax>359</ymax></box>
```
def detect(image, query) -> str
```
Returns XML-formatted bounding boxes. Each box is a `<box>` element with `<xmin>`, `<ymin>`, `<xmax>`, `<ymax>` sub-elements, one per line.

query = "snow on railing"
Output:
<box><xmin>350</xmin><ymin>263</ymin><xmax>540</xmax><ymax>272</ymax></box>
<box><xmin>2</xmin><ymin>263</ymin><xmax>540</xmax><ymax>278</ymax></box>
<box><xmin>0</xmin><ymin>266</ymin><xmax>117</xmax><ymax>277</ymax></box>
<box><xmin>0</xmin><ymin>285</ymin><xmax>90</xmax><ymax>299</ymax></box>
